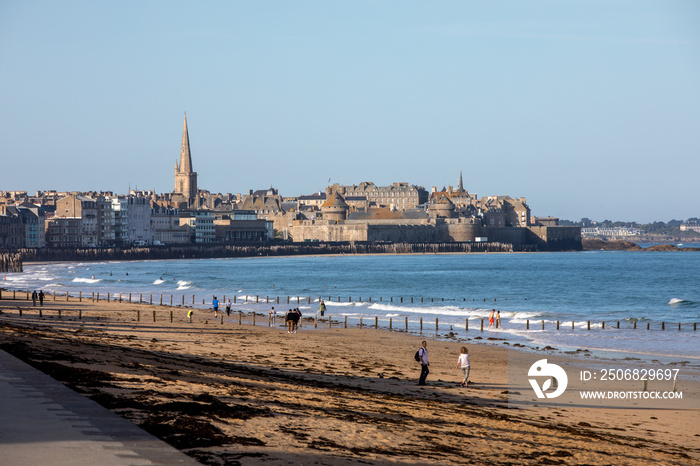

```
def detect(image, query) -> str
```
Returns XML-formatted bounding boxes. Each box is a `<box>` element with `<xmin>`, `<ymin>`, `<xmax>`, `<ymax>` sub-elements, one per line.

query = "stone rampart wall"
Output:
<box><xmin>289</xmin><ymin>223</ymin><xmax>369</xmax><ymax>242</ymax></box>
<box><xmin>528</xmin><ymin>226</ymin><xmax>582</xmax><ymax>251</ymax></box>
<box><xmin>483</xmin><ymin>227</ymin><xmax>530</xmax><ymax>246</ymax></box>
<box><xmin>366</xmin><ymin>224</ymin><xmax>437</xmax><ymax>242</ymax></box>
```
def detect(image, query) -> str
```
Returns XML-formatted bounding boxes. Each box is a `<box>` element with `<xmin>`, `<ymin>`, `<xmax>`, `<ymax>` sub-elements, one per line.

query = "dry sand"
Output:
<box><xmin>0</xmin><ymin>297</ymin><xmax>698</xmax><ymax>465</ymax></box>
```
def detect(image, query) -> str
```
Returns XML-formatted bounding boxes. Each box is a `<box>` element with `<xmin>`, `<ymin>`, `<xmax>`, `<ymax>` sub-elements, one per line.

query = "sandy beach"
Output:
<box><xmin>0</xmin><ymin>297</ymin><xmax>698</xmax><ymax>465</ymax></box>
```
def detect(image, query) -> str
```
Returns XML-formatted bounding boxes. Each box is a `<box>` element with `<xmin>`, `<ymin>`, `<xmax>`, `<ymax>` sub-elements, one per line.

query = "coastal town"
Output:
<box><xmin>1</xmin><ymin>115</ymin><xmax>581</xmax><ymax>252</ymax></box>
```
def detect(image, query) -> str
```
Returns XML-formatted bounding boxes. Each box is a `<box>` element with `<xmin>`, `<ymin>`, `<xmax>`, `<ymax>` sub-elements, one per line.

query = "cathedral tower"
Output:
<box><xmin>174</xmin><ymin>113</ymin><xmax>198</xmax><ymax>208</ymax></box>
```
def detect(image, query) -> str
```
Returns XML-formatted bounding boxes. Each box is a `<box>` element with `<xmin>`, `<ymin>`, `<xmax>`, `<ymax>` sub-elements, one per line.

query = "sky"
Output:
<box><xmin>1</xmin><ymin>1</ymin><xmax>699</xmax><ymax>223</ymax></box>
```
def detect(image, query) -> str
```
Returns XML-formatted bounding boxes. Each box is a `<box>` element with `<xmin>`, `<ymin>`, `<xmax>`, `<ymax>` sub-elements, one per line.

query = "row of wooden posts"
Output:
<box><xmin>0</xmin><ymin>289</ymin><xmax>514</xmax><ymax>305</ymax></box>
<box><xmin>2</xmin><ymin>289</ymin><xmax>697</xmax><ymax>332</ymax></box>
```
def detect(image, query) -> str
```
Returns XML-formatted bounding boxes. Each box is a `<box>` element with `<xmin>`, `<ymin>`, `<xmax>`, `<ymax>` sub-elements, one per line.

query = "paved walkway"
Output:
<box><xmin>0</xmin><ymin>349</ymin><xmax>200</xmax><ymax>465</ymax></box>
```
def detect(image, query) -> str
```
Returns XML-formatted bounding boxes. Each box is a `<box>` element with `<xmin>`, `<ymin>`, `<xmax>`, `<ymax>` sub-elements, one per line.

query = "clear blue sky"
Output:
<box><xmin>1</xmin><ymin>1</ymin><xmax>699</xmax><ymax>223</ymax></box>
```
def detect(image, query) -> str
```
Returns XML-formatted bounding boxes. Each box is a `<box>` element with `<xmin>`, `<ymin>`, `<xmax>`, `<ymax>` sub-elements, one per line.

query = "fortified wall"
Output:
<box><xmin>527</xmin><ymin>226</ymin><xmax>582</xmax><ymax>251</ymax></box>
<box><xmin>289</xmin><ymin>219</ymin><xmax>581</xmax><ymax>251</ymax></box>
<box><xmin>289</xmin><ymin>218</ymin><xmax>485</xmax><ymax>244</ymax></box>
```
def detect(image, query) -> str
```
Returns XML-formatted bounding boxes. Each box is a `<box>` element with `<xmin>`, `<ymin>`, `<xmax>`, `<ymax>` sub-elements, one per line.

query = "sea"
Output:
<box><xmin>3</xmin><ymin>250</ymin><xmax>699</xmax><ymax>365</ymax></box>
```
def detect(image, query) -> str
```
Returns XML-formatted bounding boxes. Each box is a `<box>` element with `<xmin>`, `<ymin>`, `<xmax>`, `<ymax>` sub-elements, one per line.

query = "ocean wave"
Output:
<box><xmin>367</xmin><ymin>303</ymin><xmax>408</xmax><ymax>313</ymax></box>
<box><xmin>364</xmin><ymin>302</ymin><xmax>493</xmax><ymax>317</ymax></box>
<box><xmin>177</xmin><ymin>280</ymin><xmax>192</xmax><ymax>286</ymax></box>
<box><xmin>177</xmin><ymin>285</ymin><xmax>191</xmax><ymax>290</ymax></box>
<box><xmin>508</xmin><ymin>315</ymin><xmax>546</xmax><ymax>324</ymax></box>
<box><xmin>326</xmin><ymin>301</ymin><xmax>361</xmax><ymax>307</ymax></box>
<box><xmin>153</xmin><ymin>279</ymin><xmax>165</xmax><ymax>285</ymax></box>
<box><xmin>668</xmin><ymin>298</ymin><xmax>692</xmax><ymax>306</ymax></box>
<box><xmin>72</xmin><ymin>278</ymin><xmax>102</xmax><ymax>284</ymax></box>
<box><xmin>235</xmin><ymin>295</ymin><xmax>265</xmax><ymax>302</ymax></box>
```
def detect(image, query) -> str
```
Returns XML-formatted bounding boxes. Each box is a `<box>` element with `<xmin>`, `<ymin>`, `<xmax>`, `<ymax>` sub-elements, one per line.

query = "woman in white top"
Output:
<box><xmin>457</xmin><ymin>347</ymin><xmax>470</xmax><ymax>388</ymax></box>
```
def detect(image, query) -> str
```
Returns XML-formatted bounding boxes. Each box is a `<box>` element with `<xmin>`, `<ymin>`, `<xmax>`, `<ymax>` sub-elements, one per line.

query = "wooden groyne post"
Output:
<box><xmin>0</xmin><ymin>253</ymin><xmax>23</xmax><ymax>273</ymax></box>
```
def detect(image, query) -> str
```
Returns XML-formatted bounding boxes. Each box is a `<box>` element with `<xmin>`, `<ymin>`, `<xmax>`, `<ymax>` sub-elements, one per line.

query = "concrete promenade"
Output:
<box><xmin>0</xmin><ymin>349</ymin><xmax>200</xmax><ymax>465</ymax></box>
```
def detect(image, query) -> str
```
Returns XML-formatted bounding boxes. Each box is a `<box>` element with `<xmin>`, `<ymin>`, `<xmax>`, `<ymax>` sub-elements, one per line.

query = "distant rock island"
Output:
<box><xmin>582</xmin><ymin>239</ymin><xmax>700</xmax><ymax>251</ymax></box>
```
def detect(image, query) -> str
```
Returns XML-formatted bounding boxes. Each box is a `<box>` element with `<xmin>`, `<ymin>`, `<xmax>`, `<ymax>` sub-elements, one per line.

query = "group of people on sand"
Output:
<box><xmin>31</xmin><ymin>290</ymin><xmax>45</xmax><ymax>307</ymax></box>
<box><xmin>269</xmin><ymin>300</ymin><xmax>327</xmax><ymax>331</ymax></box>
<box><xmin>284</xmin><ymin>308</ymin><xmax>303</xmax><ymax>333</ymax></box>
<box><xmin>488</xmin><ymin>309</ymin><xmax>502</xmax><ymax>329</ymax></box>
<box><xmin>267</xmin><ymin>306</ymin><xmax>303</xmax><ymax>332</ymax></box>
<box><xmin>416</xmin><ymin>341</ymin><xmax>471</xmax><ymax>388</ymax></box>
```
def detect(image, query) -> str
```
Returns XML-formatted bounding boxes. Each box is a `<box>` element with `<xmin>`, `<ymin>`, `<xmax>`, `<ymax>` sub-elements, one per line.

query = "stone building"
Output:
<box><xmin>127</xmin><ymin>196</ymin><xmax>153</xmax><ymax>245</ymax></box>
<box><xmin>0</xmin><ymin>203</ymin><xmax>45</xmax><ymax>248</ymax></box>
<box><xmin>151</xmin><ymin>205</ymin><xmax>188</xmax><ymax>244</ymax></box>
<box><xmin>179</xmin><ymin>211</ymin><xmax>215</xmax><ymax>243</ymax></box>
<box><xmin>478</xmin><ymin>196</ymin><xmax>531</xmax><ymax>228</ymax></box>
<box><xmin>55</xmin><ymin>194</ymin><xmax>98</xmax><ymax>247</ymax></box>
<box><xmin>213</xmin><ymin>211</ymin><xmax>273</xmax><ymax>242</ymax></box>
<box><xmin>296</xmin><ymin>192</ymin><xmax>326</xmax><ymax>208</ymax></box>
<box><xmin>239</xmin><ymin>188</ymin><xmax>283</xmax><ymax>213</ymax></box>
<box><xmin>96</xmin><ymin>196</ymin><xmax>116</xmax><ymax>246</ymax></box>
<box><xmin>46</xmin><ymin>217</ymin><xmax>82</xmax><ymax>248</ymax></box>
<box><xmin>334</xmin><ymin>182</ymin><xmax>428</xmax><ymax>210</ymax></box>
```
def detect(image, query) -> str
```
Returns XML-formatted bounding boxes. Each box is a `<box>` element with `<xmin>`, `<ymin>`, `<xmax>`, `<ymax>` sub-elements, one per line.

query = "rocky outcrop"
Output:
<box><xmin>582</xmin><ymin>239</ymin><xmax>700</xmax><ymax>251</ymax></box>
<box><xmin>644</xmin><ymin>244</ymin><xmax>700</xmax><ymax>252</ymax></box>
<box><xmin>582</xmin><ymin>239</ymin><xmax>642</xmax><ymax>251</ymax></box>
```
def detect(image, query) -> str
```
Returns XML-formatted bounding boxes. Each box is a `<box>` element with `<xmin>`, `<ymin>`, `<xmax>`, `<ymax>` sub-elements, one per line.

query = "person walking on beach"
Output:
<box><xmin>212</xmin><ymin>296</ymin><xmax>219</xmax><ymax>318</ymax></box>
<box><xmin>292</xmin><ymin>308</ymin><xmax>302</xmax><ymax>333</ymax></box>
<box><xmin>31</xmin><ymin>290</ymin><xmax>37</xmax><ymax>307</ymax></box>
<box><xmin>285</xmin><ymin>309</ymin><xmax>294</xmax><ymax>333</ymax></box>
<box><xmin>187</xmin><ymin>309</ymin><xmax>194</xmax><ymax>323</ymax></box>
<box><xmin>457</xmin><ymin>347</ymin><xmax>471</xmax><ymax>388</ymax></box>
<box><xmin>496</xmin><ymin>310</ymin><xmax>501</xmax><ymax>329</ymax></box>
<box><xmin>225</xmin><ymin>299</ymin><xmax>232</xmax><ymax>316</ymax></box>
<box><xmin>318</xmin><ymin>300</ymin><xmax>326</xmax><ymax>317</ymax></box>
<box><xmin>269</xmin><ymin>306</ymin><xmax>276</xmax><ymax>327</ymax></box>
<box><xmin>38</xmin><ymin>290</ymin><xmax>44</xmax><ymax>306</ymax></box>
<box><xmin>488</xmin><ymin>309</ymin><xmax>495</xmax><ymax>328</ymax></box>
<box><xmin>417</xmin><ymin>341</ymin><xmax>429</xmax><ymax>386</ymax></box>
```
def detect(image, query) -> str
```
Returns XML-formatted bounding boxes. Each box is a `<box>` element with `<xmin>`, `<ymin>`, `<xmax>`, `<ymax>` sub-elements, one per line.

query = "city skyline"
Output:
<box><xmin>2</xmin><ymin>1</ymin><xmax>699</xmax><ymax>223</ymax></box>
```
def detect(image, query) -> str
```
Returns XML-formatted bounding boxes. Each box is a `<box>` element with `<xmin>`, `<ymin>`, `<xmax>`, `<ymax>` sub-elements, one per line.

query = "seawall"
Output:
<box><xmin>13</xmin><ymin>241</ymin><xmax>515</xmax><ymax>265</ymax></box>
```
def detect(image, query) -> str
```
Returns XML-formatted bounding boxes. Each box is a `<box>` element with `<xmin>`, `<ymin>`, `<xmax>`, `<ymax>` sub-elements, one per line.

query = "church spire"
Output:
<box><xmin>179</xmin><ymin>113</ymin><xmax>192</xmax><ymax>173</ymax></box>
<box><xmin>174</xmin><ymin>113</ymin><xmax>198</xmax><ymax>208</ymax></box>
<box><xmin>457</xmin><ymin>171</ymin><xmax>464</xmax><ymax>192</ymax></box>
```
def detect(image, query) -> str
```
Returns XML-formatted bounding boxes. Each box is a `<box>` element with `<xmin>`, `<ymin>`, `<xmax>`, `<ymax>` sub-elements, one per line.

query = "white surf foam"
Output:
<box><xmin>72</xmin><ymin>277</ymin><xmax>102</xmax><ymax>284</ymax></box>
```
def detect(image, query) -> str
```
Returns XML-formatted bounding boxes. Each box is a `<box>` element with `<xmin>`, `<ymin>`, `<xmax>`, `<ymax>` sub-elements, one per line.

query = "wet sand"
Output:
<box><xmin>0</xmin><ymin>297</ymin><xmax>698</xmax><ymax>465</ymax></box>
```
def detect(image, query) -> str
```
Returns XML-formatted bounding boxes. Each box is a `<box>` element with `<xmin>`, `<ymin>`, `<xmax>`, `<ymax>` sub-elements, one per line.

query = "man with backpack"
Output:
<box><xmin>417</xmin><ymin>341</ymin><xmax>429</xmax><ymax>386</ymax></box>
